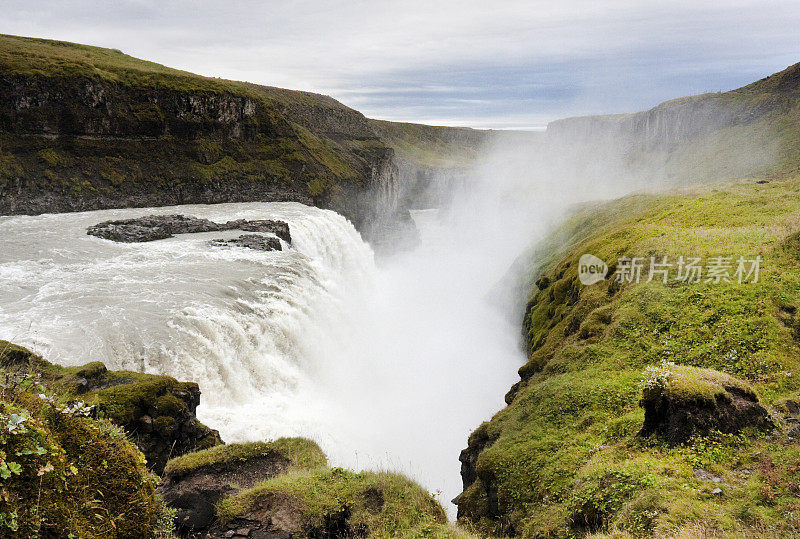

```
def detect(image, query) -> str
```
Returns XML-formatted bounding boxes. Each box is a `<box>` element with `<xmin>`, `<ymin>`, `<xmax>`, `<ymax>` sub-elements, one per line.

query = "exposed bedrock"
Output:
<box><xmin>86</xmin><ymin>214</ymin><xmax>291</xmax><ymax>244</ymax></box>
<box><xmin>210</xmin><ymin>234</ymin><xmax>282</xmax><ymax>251</ymax></box>
<box><xmin>158</xmin><ymin>443</ymin><xmax>294</xmax><ymax>534</ymax></box>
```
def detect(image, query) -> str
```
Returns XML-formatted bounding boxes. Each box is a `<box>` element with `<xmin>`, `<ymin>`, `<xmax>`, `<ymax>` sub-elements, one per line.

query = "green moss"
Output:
<box><xmin>657</xmin><ymin>365</ymin><xmax>756</xmax><ymax>403</ymax></box>
<box><xmin>461</xmin><ymin>175</ymin><xmax>800</xmax><ymax>536</ymax></box>
<box><xmin>218</xmin><ymin>467</ymin><xmax>451</xmax><ymax>537</ymax></box>
<box><xmin>163</xmin><ymin>437</ymin><xmax>326</xmax><ymax>479</ymax></box>
<box><xmin>0</xmin><ymin>393</ymin><xmax>164</xmax><ymax>537</ymax></box>
<box><xmin>0</xmin><ymin>342</ymin><xmax>222</xmax><ymax>473</ymax></box>
<box><xmin>88</xmin><ymin>377</ymin><xmax>184</xmax><ymax>424</ymax></box>
<box><xmin>36</xmin><ymin>148</ymin><xmax>73</xmax><ymax>168</ymax></box>
<box><xmin>0</xmin><ymin>149</ymin><xmax>22</xmax><ymax>182</ymax></box>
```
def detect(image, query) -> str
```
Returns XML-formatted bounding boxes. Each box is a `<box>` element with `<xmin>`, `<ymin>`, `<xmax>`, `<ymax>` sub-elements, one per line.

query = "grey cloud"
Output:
<box><xmin>3</xmin><ymin>0</ymin><xmax>800</xmax><ymax>127</ymax></box>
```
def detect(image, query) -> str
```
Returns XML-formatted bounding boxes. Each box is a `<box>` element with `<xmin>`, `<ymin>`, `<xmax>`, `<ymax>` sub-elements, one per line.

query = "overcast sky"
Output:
<box><xmin>4</xmin><ymin>0</ymin><xmax>800</xmax><ymax>128</ymax></box>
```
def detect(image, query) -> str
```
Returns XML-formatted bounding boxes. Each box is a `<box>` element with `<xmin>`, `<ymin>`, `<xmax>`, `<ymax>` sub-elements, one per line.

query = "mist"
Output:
<box><xmin>0</xmin><ymin>87</ymin><xmax>783</xmax><ymax>523</ymax></box>
<box><xmin>305</xmin><ymin>129</ymin><xmax>661</xmax><ymax>515</ymax></box>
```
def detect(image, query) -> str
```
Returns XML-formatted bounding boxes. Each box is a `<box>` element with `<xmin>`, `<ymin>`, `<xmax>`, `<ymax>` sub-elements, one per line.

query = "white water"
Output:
<box><xmin>0</xmin><ymin>199</ymin><xmax>523</xmax><ymax>514</ymax></box>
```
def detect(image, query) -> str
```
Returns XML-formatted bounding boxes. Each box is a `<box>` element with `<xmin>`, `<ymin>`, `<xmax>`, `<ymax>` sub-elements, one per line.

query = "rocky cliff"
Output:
<box><xmin>0</xmin><ymin>34</ymin><xmax>486</xmax><ymax>247</ymax></box>
<box><xmin>544</xmin><ymin>62</ymin><xmax>800</xmax><ymax>184</ymax></box>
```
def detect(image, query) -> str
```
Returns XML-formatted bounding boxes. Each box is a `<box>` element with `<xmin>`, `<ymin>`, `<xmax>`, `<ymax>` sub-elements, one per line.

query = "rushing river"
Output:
<box><xmin>0</xmin><ymin>200</ymin><xmax>522</xmax><ymax>515</ymax></box>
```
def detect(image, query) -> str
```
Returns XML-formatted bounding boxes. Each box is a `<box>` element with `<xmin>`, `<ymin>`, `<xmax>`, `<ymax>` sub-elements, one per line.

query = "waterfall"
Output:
<box><xmin>0</xmin><ymin>203</ymin><xmax>375</xmax><ymax>445</ymax></box>
<box><xmin>0</xmin><ymin>199</ymin><xmax>523</xmax><ymax>515</ymax></box>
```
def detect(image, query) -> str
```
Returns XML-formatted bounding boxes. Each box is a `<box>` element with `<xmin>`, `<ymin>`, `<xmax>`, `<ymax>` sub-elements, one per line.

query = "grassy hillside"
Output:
<box><xmin>546</xmin><ymin>62</ymin><xmax>800</xmax><ymax>185</ymax></box>
<box><xmin>370</xmin><ymin>119</ymin><xmax>486</xmax><ymax>168</ymax></box>
<box><xmin>457</xmin><ymin>176</ymin><xmax>800</xmax><ymax>537</ymax></box>
<box><xmin>0</xmin><ymin>34</ymin><xmax>251</xmax><ymax>92</ymax></box>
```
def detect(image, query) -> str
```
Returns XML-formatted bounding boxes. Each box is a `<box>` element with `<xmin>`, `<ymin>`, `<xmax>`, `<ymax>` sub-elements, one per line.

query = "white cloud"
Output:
<box><xmin>3</xmin><ymin>0</ymin><xmax>800</xmax><ymax>127</ymax></box>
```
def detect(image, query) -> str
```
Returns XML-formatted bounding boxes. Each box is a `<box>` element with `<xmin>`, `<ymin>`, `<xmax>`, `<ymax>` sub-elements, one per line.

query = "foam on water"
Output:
<box><xmin>0</xmin><ymin>203</ymin><xmax>375</xmax><ymax>446</ymax></box>
<box><xmin>0</xmin><ymin>200</ymin><xmax>522</xmax><ymax>516</ymax></box>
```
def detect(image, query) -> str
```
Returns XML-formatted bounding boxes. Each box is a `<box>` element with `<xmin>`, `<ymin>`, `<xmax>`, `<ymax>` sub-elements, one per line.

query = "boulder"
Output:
<box><xmin>159</xmin><ymin>443</ymin><xmax>294</xmax><ymax>534</ymax></box>
<box><xmin>223</xmin><ymin>219</ymin><xmax>291</xmax><ymax>243</ymax></box>
<box><xmin>639</xmin><ymin>364</ymin><xmax>774</xmax><ymax>445</ymax></box>
<box><xmin>202</xmin><ymin>466</ymin><xmax>444</xmax><ymax>539</ymax></box>
<box><xmin>202</xmin><ymin>498</ymin><xmax>366</xmax><ymax>539</ymax></box>
<box><xmin>159</xmin><ymin>438</ymin><xmax>327</xmax><ymax>536</ymax></box>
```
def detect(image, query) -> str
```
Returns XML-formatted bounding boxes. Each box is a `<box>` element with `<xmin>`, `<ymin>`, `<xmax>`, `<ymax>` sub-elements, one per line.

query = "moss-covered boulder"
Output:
<box><xmin>0</xmin><ymin>341</ymin><xmax>222</xmax><ymax>474</ymax></box>
<box><xmin>213</xmin><ymin>467</ymin><xmax>448</xmax><ymax>538</ymax></box>
<box><xmin>158</xmin><ymin>438</ymin><xmax>326</xmax><ymax>534</ymax></box>
<box><xmin>639</xmin><ymin>363</ymin><xmax>774</xmax><ymax>444</ymax></box>
<box><xmin>158</xmin><ymin>439</ymin><xmax>461</xmax><ymax>538</ymax></box>
<box><xmin>0</xmin><ymin>374</ymin><xmax>168</xmax><ymax>537</ymax></box>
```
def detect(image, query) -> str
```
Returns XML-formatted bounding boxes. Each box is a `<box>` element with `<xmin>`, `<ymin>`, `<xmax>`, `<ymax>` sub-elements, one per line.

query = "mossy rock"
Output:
<box><xmin>0</xmin><ymin>395</ymin><xmax>166</xmax><ymax>538</ymax></box>
<box><xmin>215</xmin><ymin>467</ymin><xmax>450</xmax><ymax>538</ymax></box>
<box><xmin>0</xmin><ymin>341</ymin><xmax>222</xmax><ymax>474</ymax></box>
<box><xmin>639</xmin><ymin>365</ymin><xmax>773</xmax><ymax>444</ymax></box>
<box><xmin>159</xmin><ymin>438</ymin><xmax>326</xmax><ymax>533</ymax></box>
<box><xmin>163</xmin><ymin>438</ymin><xmax>326</xmax><ymax>480</ymax></box>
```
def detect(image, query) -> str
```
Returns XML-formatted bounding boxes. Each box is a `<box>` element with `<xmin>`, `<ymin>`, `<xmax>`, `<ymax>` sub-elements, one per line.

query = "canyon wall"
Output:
<box><xmin>0</xmin><ymin>34</ymin><xmax>487</xmax><ymax>247</ymax></box>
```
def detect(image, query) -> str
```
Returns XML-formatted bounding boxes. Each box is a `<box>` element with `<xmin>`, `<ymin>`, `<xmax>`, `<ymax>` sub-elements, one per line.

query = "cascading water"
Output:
<box><xmin>0</xmin><ymin>131</ymin><xmax>644</xmax><ymax>517</ymax></box>
<box><xmin>0</xmin><ymin>199</ymin><xmax>523</xmax><ymax>515</ymax></box>
<box><xmin>0</xmin><ymin>202</ymin><xmax>377</xmax><ymax>447</ymax></box>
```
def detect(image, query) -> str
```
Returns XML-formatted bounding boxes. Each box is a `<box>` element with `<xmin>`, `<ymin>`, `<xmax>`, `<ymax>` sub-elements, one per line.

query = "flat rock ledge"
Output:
<box><xmin>87</xmin><ymin>214</ymin><xmax>291</xmax><ymax>244</ymax></box>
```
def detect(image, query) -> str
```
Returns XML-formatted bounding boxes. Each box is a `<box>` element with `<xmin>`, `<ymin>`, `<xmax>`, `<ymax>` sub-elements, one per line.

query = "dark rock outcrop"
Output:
<box><xmin>453</xmin><ymin>423</ymin><xmax>505</xmax><ymax>530</ymax></box>
<box><xmin>202</xmin><ymin>499</ymin><xmax>368</xmax><ymax>539</ymax></box>
<box><xmin>87</xmin><ymin>214</ymin><xmax>291</xmax><ymax>244</ymax></box>
<box><xmin>158</xmin><ymin>445</ymin><xmax>293</xmax><ymax>534</ymax></box>
<box><xmin>210</xmin><ymin>234</ymin><xmax>282</xmax><ymax>252</ymax></box>
<box><xmin>224</xmin><ymin>219</ymin><xmax>291</xmax><ymax>243</ymax></box>
<box><xmin>98</xmin><ymin>379</ymin><xmax>223</xmax><ymax>474</ymax></box>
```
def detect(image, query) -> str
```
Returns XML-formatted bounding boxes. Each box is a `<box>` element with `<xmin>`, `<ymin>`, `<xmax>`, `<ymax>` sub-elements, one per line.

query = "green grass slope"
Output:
<box><xmin>458</xmin><ymin>176</ymin><xmax>800</xmax><ymax>537</ymax></box>
<box><xmin>369</xmin><ymin>119</ymin><xmax>487</xmax><ymax>169</ymax></box>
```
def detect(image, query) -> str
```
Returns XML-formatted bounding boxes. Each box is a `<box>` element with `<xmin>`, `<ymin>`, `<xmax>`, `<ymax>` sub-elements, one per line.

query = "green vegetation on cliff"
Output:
<box><xmin>162</xmin><ymin>438</ymin><xmax>471</xmax><ymax>538</ymax></box>
<box><xmin>458</xmin><ymin>176</ymin><xmax>800</xmax><ymax>537</ymax></box>
<box><xmin>0</xmin><ymin>342</ymin><xmax>172</xmax><ymax>538</ymax></box>
<box><xmin>0</xmin><ymin>341</ymin><xmax>222</xmax><ymax>475</ymax></box>
<box><xmin>370</xmin><ymin>119</ymin><xmax>486</xmax><ymax>169</ymax></box>
<box><xmin>547</xmin><ymin>62</ymin><xmax>800</xmax><ymax>186</ymax></box>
